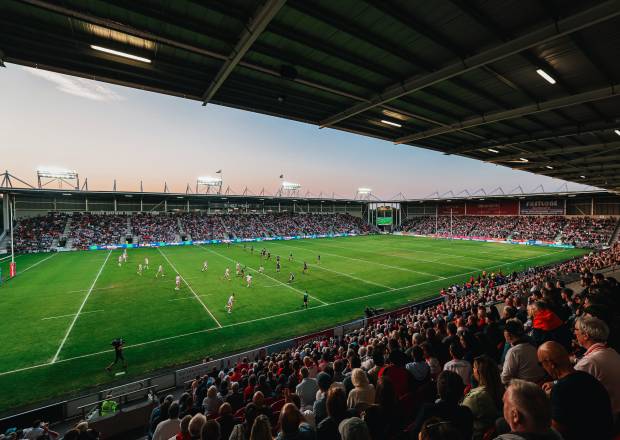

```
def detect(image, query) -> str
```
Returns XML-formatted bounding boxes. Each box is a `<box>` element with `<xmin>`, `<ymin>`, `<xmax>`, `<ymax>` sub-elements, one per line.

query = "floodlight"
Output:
<box><xmin>281</xmin><ymin>181</ymin><xmax>301</xmax><ymax>190</ymax></box>
<box><xmin>197</xmin><ymin>176</ymin><xmax>223</xmax><ymax>185</ymax></box>
<box><xmin>519</xmin><ymin>158</ymin><xmax>528</xmax><ymax>162</ymax></box>
<box><xmin>546</xmin><ymin>165</ymin><xmax>554</xmax><ymax>169</ymax></box>
<box><xmin>580</xmin><ymin>175</ymin><xmax>586</xmax><ymax>179</ymax></box>
<box><xmin>380</xmin><ymin>119</ymin><xmax>402</xmax><ymax>128</ymax></box>
<box><xmin>37</xmin><ymin>167</ymin><xmax>78</xmax><ymax>179</ymax></box>
<box><xmin>536</xmin><ymin>69</ymin><xmax>556</xmax><ymax>84</ymax></box>
<box><xmin>487</xmin><ymin>148</ymin><xmax>499</xmax><ymax>153</ymax></box>
<box><xmin>615</xmin><ymin>129</ymin><xmax>620</xmax><ymax>136</ymax></box>
<box><xmin>91</xmin><ymin>45</ymin><xmax>151</xmax><ymax>63</ymax></box>
<box><xmin>357</xmin><ymin>187</ymin><xmax>372</xmax><ymax>195</ymax></box>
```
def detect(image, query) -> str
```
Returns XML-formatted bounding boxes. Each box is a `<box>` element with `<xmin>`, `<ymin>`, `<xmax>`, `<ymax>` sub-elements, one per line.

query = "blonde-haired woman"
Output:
<box><xmin>202</xmin><ymin>385</ymin><xmax>222</xmax><ymax>417</ymax></box>
<box><xmin>347</xmin><ymin>368</ymin><xmax>375</xmax><ymax>410</ymax></box>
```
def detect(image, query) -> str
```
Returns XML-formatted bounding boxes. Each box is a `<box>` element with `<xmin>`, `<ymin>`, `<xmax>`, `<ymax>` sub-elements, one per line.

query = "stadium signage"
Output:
<box><xmin>520</xmin><ymin>199</ymin><xmax>565</xmax><ymax>215</ymax></box>
<box><xmin>402</xmin><ymin>233</ymin><xmax>574</xmax><ymax>249</ymax></box>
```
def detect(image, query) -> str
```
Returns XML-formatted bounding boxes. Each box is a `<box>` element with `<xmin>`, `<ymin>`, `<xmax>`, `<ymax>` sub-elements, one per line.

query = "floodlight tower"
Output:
<box><xmin>196</xmin><ymin>176</ymin><xmax>223</xmax><ymax>194</ymax></box>
<box><xmin>37</xmin><ymin>167</ymin><xmax>79</xmax><ymax>190</ymax></box>
<box><xmin>280</xmin><ymin>181</ymin><xmax>301</xmax><ymax>197</ymax></box>
<box><xmin>356</xmin><ymin>187</ymin><xmax>373</xmax><ymax>200</ymax></box>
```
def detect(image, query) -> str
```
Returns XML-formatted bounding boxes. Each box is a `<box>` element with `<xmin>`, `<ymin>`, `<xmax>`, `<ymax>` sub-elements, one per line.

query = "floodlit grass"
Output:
<box><xmin>0</xmin><ymin>235</ymin><xmax>586</xmax><ymax>413</ymax></box>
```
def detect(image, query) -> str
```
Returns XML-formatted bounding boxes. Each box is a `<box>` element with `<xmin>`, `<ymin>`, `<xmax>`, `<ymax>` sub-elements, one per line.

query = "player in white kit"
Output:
<box><xmin>144</xmin><ymin>257</ymin><xmax>149</xmax><ymax>270</ymax></box>
<box><xmin>155</xmin><ymin>264</ymin><xmax>164</xmax><ymax>278</ymax></box>
<box><xmin>202</xmin><ymin>260</ymin><xmax>208</xmax><ymax>272</ymax></box>
<box><xmin>123</xmin><ymin>249</ymin><xmax>128</xmax><ymax>262</ymax></box>
<box><xmin>246</xmin><ymin>274</ymin><xmax>253</xmax><ymax>288</ymax></box>
<box><xmin>235</xmin><ymin>262</ymin><xmax>241</xmax><ymax>276</ymax></box>
<box><xmin>118</xmin><ymin>255</ymin><xmax>123</xmax><ymax>267</ymax></box>
<box><xmin>175</xmin><ymin>274</ymin><xmax>181</xmax><ymax>291</ymax></box>
<box><xmin>226</xmin><ymin>293</ymin><xmax>235</xmax><ymax>314</ymax></box>
<box><xmin>137</xmin><ymin>263</ymin><xmax>143</xmax><ymax>276</ymax></box>
<box><xmin>224</xmin><ymin>267</ymin><xmax>231</xmax><ymax>280</ymax></box>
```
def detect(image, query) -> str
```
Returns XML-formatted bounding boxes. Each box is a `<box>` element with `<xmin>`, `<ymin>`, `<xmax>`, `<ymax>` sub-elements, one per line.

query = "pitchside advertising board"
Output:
<box><xmin>520</xmin><ymin>199</ymin><xmax>565</xmax><ymax>215</ymax></box>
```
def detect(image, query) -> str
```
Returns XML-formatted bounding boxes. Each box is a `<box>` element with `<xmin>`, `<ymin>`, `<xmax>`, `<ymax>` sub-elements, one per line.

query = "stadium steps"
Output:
<box><xmin>609</xmin><ymin>218</ymin><xmax>620</xmax><ymax>245</ymax></box>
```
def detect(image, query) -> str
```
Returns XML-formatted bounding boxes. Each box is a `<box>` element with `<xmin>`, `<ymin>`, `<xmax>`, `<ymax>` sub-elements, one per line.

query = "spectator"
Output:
<box><xmin>501</xmin><ymin>319</ymin><xmax>545</xmax><ymax>385</ymax></box>
<box><xmin>217</xmin><ymin>402</ymin><xmax>238</xmax><ymax>440</ymax></box>
<box><xmin>174</xmin><ymin>415</ymin><xmax>192</xmax><ymax>440</ymax></box>
<box><xmin>276</xmin><ymin>403</ymin><xmax>315</xmax><ymax>440</ymax></box>
<box><xmin>463</xmin><ymin>356</ymin><xmax>504</xmax><ymax>440</ymax></box>
<box><xmin>153</xmin><ymin>401</ymin><xmax>180</xmax><ymax>440</ymax></box>
<box><xmin>317</xmin><ymin>386</ymin><xmax>348</xmax><ymax>440</ymax></box>
<box><xmin>296</xmin><ymin>367</ymin><xmax>318</xmax><ymax>410</ymax></box>
<box><xmin>444</xmin><ymin>342</ymin><xmax>472</xmax><ymax>386</ymax></box>
<box><xmin>495</xmin><ymin>379</ymin><xmax>558</xmax><ymax>440</ymax></box>
<box><xmin>338</xmin><ymin>417</ymin><xmax>371</xmax><ymax>440</ymax></box>
<box><xmin>537</xmin><ymin>341</ymin><xmax>613</xmax><ymax>440</ymax></box>
<box><xmin>574</xmin><ymin>315</ymin><xmax>620</xmax><ymax>420</ymax></box>
<box><xmin>412</xmin><ymin>371</ymin><xmax>473</xmax><ymax>440</ymax></box>
<box><xmin>227</xmin><ymin>382</ymin><xmax>245</xmax><ymax>412</ymax></box>
<box><xmin>378</xmin><ymin>349</ymin><xmax>410</xmax><ymax>398</ymax></box>
<box><xmin>346</xmin><ymin>368</ymin><xmax>375</xmax><ymax>410</ymax></box>
<box><xmin>200</xmin><ymin>419</ymin><xmax>220</xmax><ymax>440</ymax></box>
<box><xmin>188</xmin><ymin>414</ymin><xmax>206</xmax><ymax>440</ymax></box>
<box><xmin>249</xmin><ymin>414</ymin><xmax>272</xmax><ymax>440</ymax></box>
<box><xmin>203</xmin><ymin>386</ymin><xmax>223</xmax><ymax>416</ymax></box>
<box><xmin>230</xmin><ymin>403</ymin><xmax>260</xmax><ymax>440</ymax></box>
<box><xmin>418</xmin><ymin>417</ymin><xmax>462</xmax><ymax>440</ymax></box>
<box><xmin>313</xmin><ymin>371</ymin><xmax>332</xmax><ymax>425</ymax></box>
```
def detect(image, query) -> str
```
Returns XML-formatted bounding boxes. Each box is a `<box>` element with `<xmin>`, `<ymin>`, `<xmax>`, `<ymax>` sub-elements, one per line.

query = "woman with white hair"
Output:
<box><xmin>202</xmin><ymin>385</ymin><xmax>222</xmax><ymax>417</ymax></box>
<box><xmin>346</xmin><ymin>368</ymin><xmax>375</xmax><ymax>410</ymax></box>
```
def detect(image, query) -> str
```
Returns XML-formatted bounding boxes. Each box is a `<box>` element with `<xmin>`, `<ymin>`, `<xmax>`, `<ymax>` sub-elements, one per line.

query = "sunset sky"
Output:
<box><xmin>1</xmin><ymin>64</ymin><xmax>592</xmax><ymax>199</ymax></box>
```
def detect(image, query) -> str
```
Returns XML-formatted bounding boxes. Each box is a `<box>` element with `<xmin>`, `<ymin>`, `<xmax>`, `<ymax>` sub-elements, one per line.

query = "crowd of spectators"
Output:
<box><xmin>69</xmin><ymin>213</ymin><xmax>130</xmax><ymax>250</ymax></box>
<box><xmin>132</xmin><ymin>213</ymin><xmax>179</xmax><ymax>243</ymax></box>
<box><xmin>12</xmin><ymin>213</ymin><xmax>375</xmax><ymax>251</ymax></box>
<box><xmin>402</xmin><ymin>215</ymin><xmax>618</xmax><ymax>247</ymax></box>
<box><xmin>12</xmin><ymin>213</ymin><xmax>67</xmax><ymax>253</ymax></box>
<box><xmin>133</xmin><ymin>243</ymin><xmax>620</xmax><ymax>440</ymax></box>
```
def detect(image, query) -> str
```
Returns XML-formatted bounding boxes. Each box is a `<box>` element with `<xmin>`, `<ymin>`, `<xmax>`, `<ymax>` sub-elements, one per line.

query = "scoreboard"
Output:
<box><xmin>377</xmin><ymin>206</ymin><xmax>393</xmax><ymax>225</ymax></box>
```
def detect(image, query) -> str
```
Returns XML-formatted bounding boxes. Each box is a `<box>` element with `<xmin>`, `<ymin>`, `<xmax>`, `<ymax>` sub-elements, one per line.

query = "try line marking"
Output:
<box><xmin>205</xmin><ymin>247</ymin><xmax>328</xmax><ymax>305</ymax></box>
<box><xmin>51</xmin><ymin>250</ymin><xmax>111</xmax><ymax>363</ymax></box>
<box><xmin>0</xmin><ymin>248</ymin><xmax>565</xmax><ymax>377</ymax></box>
<box><xmin>158</xmin><ymin>248</ymin><xmax>222</xmax><ymax>328</ymax></box>
<box><xmin>42</xmin><ymin>310</ymin><xmax>104</xmax><ymax>320</ymax></box>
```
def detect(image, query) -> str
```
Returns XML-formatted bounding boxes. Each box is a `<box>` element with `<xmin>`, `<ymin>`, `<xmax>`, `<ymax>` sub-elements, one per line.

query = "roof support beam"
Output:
<box><xmin>395</xmin><ymin>84</ymin><xmax>620</xmax><ymax>144</ymax></box>
<box><xmin>201</xmin><ymin>0</ymin><xmax>286</xmax><ymax>105</ymax></box>
<box><xmin>319</xmin><ymin>0</ymin><xmax>620</xmax><ymax>128</ymax></box>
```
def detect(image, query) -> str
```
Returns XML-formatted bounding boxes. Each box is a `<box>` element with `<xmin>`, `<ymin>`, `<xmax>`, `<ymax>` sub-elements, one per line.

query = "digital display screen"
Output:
<box><xmin>377</xmin><ymin>217</ymin><xmax>393</xmax><ymax>225</ymax></box>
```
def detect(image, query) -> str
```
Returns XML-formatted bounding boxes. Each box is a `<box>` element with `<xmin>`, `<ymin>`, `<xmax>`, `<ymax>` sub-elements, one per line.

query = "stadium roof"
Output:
<box><xmin>2</xmin><ymin>0</ymin><xmax>620</xmax><ymax>190</ymax></box>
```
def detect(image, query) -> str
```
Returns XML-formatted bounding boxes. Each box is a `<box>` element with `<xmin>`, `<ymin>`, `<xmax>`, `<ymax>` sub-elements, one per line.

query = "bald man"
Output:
<box><xmin>537</xmin><ymin>341</ymin><xmax>613</xmax><ymax>440</ymax></box>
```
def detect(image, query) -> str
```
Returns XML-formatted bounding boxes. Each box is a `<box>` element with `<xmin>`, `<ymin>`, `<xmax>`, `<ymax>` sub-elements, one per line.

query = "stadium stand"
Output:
<box><xmin>401</xmin><ymin>215</ymin><xmax>618</xmax><ymax>248</ymax></box>
<box><xmin>12</xmin><ymin>212</ymin><xmax>377</xmax><ymax>251</ymax></box>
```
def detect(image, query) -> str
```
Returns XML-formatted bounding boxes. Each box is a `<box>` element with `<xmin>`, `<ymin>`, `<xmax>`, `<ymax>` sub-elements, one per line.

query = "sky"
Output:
<box><xmin>0</xmin><ymin>64</ymin><xmax>593</xmax><ymax>199</ymax></box>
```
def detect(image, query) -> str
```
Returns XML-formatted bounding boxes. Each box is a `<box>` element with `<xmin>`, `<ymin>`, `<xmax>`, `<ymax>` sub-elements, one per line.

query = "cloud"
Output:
<box><xmin>20</xmin><ymin>66</ymin><xmax>124</xmax><ymax>102</ymax></box>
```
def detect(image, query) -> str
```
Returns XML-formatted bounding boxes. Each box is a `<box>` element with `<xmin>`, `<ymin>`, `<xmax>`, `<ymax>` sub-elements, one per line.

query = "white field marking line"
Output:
<box><xmin>157</xmin><ymin>248</ymin><xmax>222</xmax><ymax>328</ymax></box>
<box><xmin>14</xmin><ymin>253</ymin><xmax>58</xmax><ymax>275</ymax></box>
<box><xmin>204</xmin><ymin>247</ymin><xmax>328</xmax><ymax>306</ymax></box>
<box><xmin>168</xmin><ymin>294</ymin><xmax>215</xmax><ymax>302</ymax></box>
<box><xmin>0</xmin><ymin>249</ymin><xmax>568</xmax><ymax>377</ymax></box>
<box><xmin>42</xmin><ymin>310</ymin><xmax>104</xmax><ymax>320</ymax></box>
<box><xmin>272</xmin><ymin>243</ymin><xmax>394</xmax><ymax>289</ymax></box>
<box><xmin>51</xmin><ymin>250</ymin><xmax>112</xmax><ymax>363</ymax></box>
<box><xmin>68</xmin><ymin>286</ymin><xmax>117</xmax><ymax>294</ymax></box>
<box><xmin>282</xmin><ymin>242</ymin><xmax>445</xmax><ymax>280</ymax></box>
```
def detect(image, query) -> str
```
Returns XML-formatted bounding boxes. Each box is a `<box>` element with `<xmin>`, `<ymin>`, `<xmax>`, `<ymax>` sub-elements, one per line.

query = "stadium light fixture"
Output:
<box><xmin>197</xmin><ymin>176</ymin><xmax>222</xmax><ymax>185</ymax></box>
<box><xmin>580</xmin><ymin>175</ymin><xmax>586</xmax><ymax>179</ymax></box>
<box><xmin>519</xmin><ymin>158</ymin><xmax>529</xmax><ymax>162</ymax></box>
<box><xmin>546</xmin><ymin>165</ymin><xmax>554</xmax><ymax>169</ymax></box>
<box><xmin>615</xmin><ymin>129</ymin><xmax>620</xmax><ymax>136</ymax></box>
<box><xmin>487</xmin><ymin>148</ymin><xmax>499</xmax><ymax>153</ymax></box>
<box><xmin>37</xmin><ymin>167</ymin><xmax>78</xmax><ymax>179</ymax></box>
<box><xmin>90</xmin><ymin>45</ymin><xmax>151</xmax><ymax>63</ymax></box>
<box><xmin>357</xmin><ymin>187</ymin><xmax>372</xmax><ymax>195</ymax></box>
<box><xmin>380</xmin><ymin>119</ymin><xmax>402</xmax><ymax>128</ymax></box>
<box><xmin>62</xmin><ymin>193</ymin><xmax>72</xmax><ymax>196</ymax></box>
<box><xmin>281</xmin><ymin>181</ymin><xmax>301</xmax><ymax>190</ymax></box>
<box><xmin>536</xmin><ymin>69</ymin><xmax>556</xmax><ymax>84</ymax></box>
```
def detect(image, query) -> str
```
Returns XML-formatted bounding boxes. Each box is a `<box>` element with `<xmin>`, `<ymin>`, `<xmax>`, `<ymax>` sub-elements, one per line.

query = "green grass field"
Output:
<box><xmin>0</xmin><ymin>235</ymin><xmax>587</xmax><ymax>414</ymax></box>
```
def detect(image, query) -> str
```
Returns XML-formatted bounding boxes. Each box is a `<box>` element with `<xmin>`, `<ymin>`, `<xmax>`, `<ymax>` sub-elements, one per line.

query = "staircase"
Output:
<box><xmin>608</xmin><ymin>217</ymin><xmax>620</xmax><ymax>245</ymax></box>
<box><xmin>219</xmin><ymin>216</ymin><xmax>233</xmax><ymax>239</ymax></box>
<box><xmin>59</xmin><ymin>215</ymin><xmax>73</xmax><ymax>249</ymax></box>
